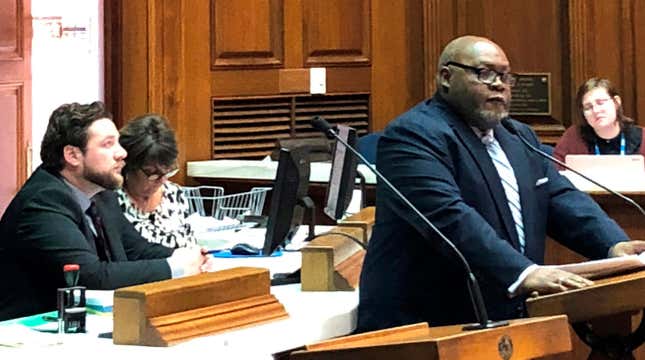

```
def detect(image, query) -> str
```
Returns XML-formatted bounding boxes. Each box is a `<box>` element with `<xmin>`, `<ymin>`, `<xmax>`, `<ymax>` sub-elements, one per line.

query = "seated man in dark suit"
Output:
<box><xmin>0</xmin><ymin>101</ymin><xmax>209</xmax><ymax>320</ymax></box>
<box><xmin>356</xmin><ymin>35</ymin><xmax>645</xmax><ymax>332</ymax></box>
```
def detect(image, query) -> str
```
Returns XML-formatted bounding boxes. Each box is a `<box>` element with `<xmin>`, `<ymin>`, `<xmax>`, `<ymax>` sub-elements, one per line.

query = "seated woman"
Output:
<box><xmin>554</xmin><ymin>77</ymin><xmax>645</xmax><ymax>169</ymax></box>
<box><xmin>117</xmin><ymin>114</ymin><xmax>197</xmax><ymax>249</ymax></box>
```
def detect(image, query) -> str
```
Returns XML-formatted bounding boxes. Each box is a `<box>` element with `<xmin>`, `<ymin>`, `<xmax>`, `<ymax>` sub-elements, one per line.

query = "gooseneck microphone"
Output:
<box><xmin>311</xmin><ymin>116</ymin><xmax>508</xmax><ymax>330</ymax></box>
<box><xmin>500</xmin><ymin>118</ymin><xmax>645</xmax><ymax>217</ymax></box>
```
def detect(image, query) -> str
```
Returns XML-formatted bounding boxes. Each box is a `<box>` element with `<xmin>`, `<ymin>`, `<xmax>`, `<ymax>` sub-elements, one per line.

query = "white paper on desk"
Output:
<box><xmin>186</xmin><ymin>213</ymin><xmax>240</xmax><ymax>232</ymax></box>
<box><xmin>551</xmin><ymin>253</ymin><xmax>645</xmax><ymax>279</ymax></box>
<box><xmin>0</xmin><ymin>324</ymin><xmax>62</xmax><ymax>347</ymax></box>
<box><xmin>197</xmin><ymin>228</ymin><xmax>267</xmax><ymax>251</ymax></box>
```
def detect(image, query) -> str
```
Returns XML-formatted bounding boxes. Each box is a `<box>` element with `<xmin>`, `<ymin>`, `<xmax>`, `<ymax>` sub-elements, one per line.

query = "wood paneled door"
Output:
<box><xmin>0</xmin><ymin>0</ymin><xmax>31</xmax><ymax>215</ymax></box>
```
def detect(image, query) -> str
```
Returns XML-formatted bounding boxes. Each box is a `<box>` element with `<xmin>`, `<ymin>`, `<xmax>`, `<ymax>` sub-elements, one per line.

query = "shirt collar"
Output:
<box><xmin>472</xmin><ymin>127</ymin><xmax>495</xmax><ymax>145</ymax></box>
<box><xmin>63</xmin><ymin>178</ymin><xmax>93</xmax><ymax>213</ymax></box>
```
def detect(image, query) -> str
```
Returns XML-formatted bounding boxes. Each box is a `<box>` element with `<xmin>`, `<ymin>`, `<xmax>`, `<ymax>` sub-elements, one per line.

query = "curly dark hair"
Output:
<box><xmin>40</xmin><ymin>101</ymin><xmax>112</xmax><ymax>172</ymax></box>
<box><xmin>119</xmin><ymin>113</ymin><xmax>178</xmax><ymax>177</ymax></box>
<box><xmin>575</xmin><ymin>77</ymin><xmax>634</xmax><ymax>145</ymax></box>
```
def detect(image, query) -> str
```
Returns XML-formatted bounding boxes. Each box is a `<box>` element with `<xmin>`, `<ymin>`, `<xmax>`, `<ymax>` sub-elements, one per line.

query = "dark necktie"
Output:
<box><xmin>87</xmin><ymin>200</ymin><xmax>112</xmax><ymax>261</ymax></box>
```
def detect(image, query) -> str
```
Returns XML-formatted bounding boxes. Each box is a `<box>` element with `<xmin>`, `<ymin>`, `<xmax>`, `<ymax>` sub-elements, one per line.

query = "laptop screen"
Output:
<box><xmin>564</xmin><ymin>154</ymin><xmax>644</xmax><ymax>174</ymax></box>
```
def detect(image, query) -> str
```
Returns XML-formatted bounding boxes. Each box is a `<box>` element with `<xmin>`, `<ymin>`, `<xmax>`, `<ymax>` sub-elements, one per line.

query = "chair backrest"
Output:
<box><xmin>357</xmin><ymin>132</ymin><xmax>383</xmax><ymax>164</ymax></box>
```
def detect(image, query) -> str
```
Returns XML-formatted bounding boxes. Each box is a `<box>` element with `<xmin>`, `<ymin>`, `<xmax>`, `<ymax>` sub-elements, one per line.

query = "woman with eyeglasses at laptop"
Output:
<box><xmin>116</xmin><ymin>114</ymin><xmax>197</xmax><ymax>249</ymax></box>
<box><xmin>553</xmin><ymin>77</ymin><xmax>645</xmax><ymax>170</ymax></box>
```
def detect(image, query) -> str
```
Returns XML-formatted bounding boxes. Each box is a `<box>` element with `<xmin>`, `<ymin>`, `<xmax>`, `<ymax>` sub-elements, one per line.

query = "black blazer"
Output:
<box><xmin>356</xmin><ymin>95</ymin><xmax>628</xmax><ymax>331</ymax></box>
<box><xmin>0</xmin><ymin>167</ymin><xmax>173</xmax><ymax>320</ymax></box>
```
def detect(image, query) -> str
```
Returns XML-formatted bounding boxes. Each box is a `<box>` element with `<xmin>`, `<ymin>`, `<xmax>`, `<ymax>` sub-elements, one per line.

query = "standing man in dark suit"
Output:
<box><xmin>0</xmin><ymin>102</ymin><xmax>209</xmax><ymax>321</ymax></box>
<box><xmin>356</xmin><ymin>35</ymin><xmax>645</xmax><ymax>332</ymax></box>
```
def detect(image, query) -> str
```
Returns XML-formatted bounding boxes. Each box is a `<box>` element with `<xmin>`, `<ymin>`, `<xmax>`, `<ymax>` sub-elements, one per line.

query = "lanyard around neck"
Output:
<box><xmin>595</xmin><ymin>132</ymin><xmax>625</xmax><ymax>155</ymax></box>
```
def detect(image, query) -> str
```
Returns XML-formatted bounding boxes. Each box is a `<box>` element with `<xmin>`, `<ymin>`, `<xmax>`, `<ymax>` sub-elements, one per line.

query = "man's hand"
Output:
<box><xmin>167</xmin><ymin>246</ymin><xmax>208</xmax><ymax>277</ymax></box>
<box><xmin>519</xmin><ymin>266</ymin><xmax>593</xmax><ymax>296</ymax></box>
<box><xmin>608</xmin><ymin>240</ymin><xmax>645</xmax><ymax>257</ymax></box>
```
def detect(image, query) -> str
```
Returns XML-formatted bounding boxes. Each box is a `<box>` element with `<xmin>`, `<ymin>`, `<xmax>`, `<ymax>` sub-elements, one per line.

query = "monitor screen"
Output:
<box><xmin>324</xmin><ymin>125</ymin><xmax>358</xmax><ymax>220</ymax></box>
<box><xmin>262</xmin><ymin>146</ymin><xmax>312</xmax><ymax>255</ymax></box>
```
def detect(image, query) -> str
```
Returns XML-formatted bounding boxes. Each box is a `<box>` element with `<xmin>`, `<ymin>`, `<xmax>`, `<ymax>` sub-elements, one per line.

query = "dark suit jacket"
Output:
<box><xmin>0</xmin><ymin>166</ymin><xmax>173</xmax><ymax>320</ymax></box>
<box><xmin>356</xmin><ymin>95</ymin><xmax>628</xmax><ymax>331</ymax></box>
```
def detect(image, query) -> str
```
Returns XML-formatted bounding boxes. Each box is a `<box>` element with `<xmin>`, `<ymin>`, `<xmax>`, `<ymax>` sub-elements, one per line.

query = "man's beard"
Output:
<box><xmin>468</xmin><ymin>109</ymin><xmax>508</xmax><ymax>131</ymax></box>
<box><xmin>83</xmin><ymin>165</ymin><xmax>123</xmax><ymax>190</ymax></box>
<box><xmin>476</xmin><ymin>109</ymin><xmax>509</xmax><ymax>129</ymax></box>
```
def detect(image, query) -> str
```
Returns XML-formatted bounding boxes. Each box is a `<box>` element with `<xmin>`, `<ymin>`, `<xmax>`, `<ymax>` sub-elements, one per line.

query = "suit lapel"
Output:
<box><xmin>443</xmin><ymin>117</ymin><xmax>520</xmax><ymax>252</ymax></box>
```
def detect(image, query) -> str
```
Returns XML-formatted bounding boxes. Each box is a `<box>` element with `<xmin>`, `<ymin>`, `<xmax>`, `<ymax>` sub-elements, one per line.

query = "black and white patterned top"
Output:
<box><xmin>117</xmin><ymin>182</ymin><xmax>197</xmax><ymax>249</ymax></box>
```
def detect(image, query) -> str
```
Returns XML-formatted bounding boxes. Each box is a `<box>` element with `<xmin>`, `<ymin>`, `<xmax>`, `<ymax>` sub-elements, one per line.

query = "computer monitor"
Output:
<box><xmin>324</xmin><ymin>125</ymin><xmax>359</xmax><ymax>220</ymax></box>
<box><xmin>262</xmin><ymin>146</ymin><xmax>314</xmax><ymax>255</ymax></box>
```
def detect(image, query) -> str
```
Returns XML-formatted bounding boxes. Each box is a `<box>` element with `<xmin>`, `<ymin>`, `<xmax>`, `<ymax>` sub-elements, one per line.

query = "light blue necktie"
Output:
<box><xmin>481</xmin><ymin>132</ymin><xmax>525</xmax><ymax>253</ymax></box>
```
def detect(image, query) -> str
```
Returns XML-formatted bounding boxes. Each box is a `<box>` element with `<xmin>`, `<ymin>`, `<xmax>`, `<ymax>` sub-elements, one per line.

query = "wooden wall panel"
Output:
<box><xmin>211</xmin><ymin>0</ymin><xmax>284</xmax><ymax>69</ymax></box>
<box><xmin>371</xmin><ymin>0</ymin><xmax>424</xmax><ymax>131</ymax></box>
<box><xmin>302</xmin><ymin>0</ymin><xmax>370</xmax><ymax>66</ymax></box>
<box><xmin>183</xmin><ymin>0</ymin><xmax>213</xmax><ymax>177</ymax></box>
<box><xmin>423</xmin><ymin>0</ymin><xmax>458</xmax><ymax>97</ymax></box>
<box><xmin>0</xmin><ymin>85</ymin><xmax>23</xmax><ymax>214</ymax></box>
<box><xmin>635</xmin><ymin>0</ymin><xmax>645</xmax><ymax>125</ymax></box>
<box><xmin>0</xmin><ymin>0</ymin><xmax>20</xmax><ymax>59</ymax></box>
<box><xmin>111</xmin><ymin>0</ymin><xmax>149</xmax><ymax>125</ymax></box>
<box><xmin>0</xmin><ymin>0</ymin><xmax>30</xmax><ymax>215</ymax></box>
<box><xmin>568</xmin><ymin>0</ymin><xmax>639</xmax><ymax>127</ymax></box>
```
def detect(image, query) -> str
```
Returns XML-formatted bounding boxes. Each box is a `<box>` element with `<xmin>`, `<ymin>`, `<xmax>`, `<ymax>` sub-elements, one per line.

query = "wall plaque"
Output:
<box><xmin>510</xmin><ymin>73</ymin><xmax>551</xmax><ymax>116</ymax></box>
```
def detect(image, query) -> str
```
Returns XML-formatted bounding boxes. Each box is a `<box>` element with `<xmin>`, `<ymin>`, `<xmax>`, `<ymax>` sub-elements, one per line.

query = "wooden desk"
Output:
<box><xmin>0</xmin><ymin>284</ymin><xmax>358</xmax><ymax>359</ymax></box>
<box><xmin>544</xmin><ymin>191</ymin><xmax>645</xmax><ymax>359</ymax></box>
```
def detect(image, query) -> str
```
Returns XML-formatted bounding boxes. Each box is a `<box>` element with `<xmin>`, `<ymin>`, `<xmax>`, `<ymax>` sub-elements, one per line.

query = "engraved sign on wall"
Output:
<box><xmin>510</xmin><ymin>73</ymin><xmax>551</xmax><ymax>116</ymax></box>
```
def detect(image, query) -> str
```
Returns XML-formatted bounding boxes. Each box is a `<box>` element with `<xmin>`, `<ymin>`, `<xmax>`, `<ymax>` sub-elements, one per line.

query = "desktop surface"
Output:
<box><xmin>197</xmin><ymin>225</ymin><xmax>335</xmax><ymax>278</ymax></box>
<box><xmin>0</xmin><ymin>283</ymin><xmax>358</xmax><ymax>359</ymax></box>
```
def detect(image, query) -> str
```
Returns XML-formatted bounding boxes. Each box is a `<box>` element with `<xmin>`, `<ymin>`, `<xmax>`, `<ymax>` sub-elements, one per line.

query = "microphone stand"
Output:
<box><xmin>501</xmin><ymin>119</ymin><xmax>645</xmax><ymax>217</ymax></box>
<box><xmin>318</xmin><ymin>121</ymin><xmax>508</xmax><ymax>330</ymax></box>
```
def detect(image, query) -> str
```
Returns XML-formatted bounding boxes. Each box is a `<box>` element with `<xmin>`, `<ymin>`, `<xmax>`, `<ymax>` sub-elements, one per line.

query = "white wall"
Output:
<box><xmin>31</xmin><ymin>0</ymin><xmax>103</xmax><ymax>169</ymax></box>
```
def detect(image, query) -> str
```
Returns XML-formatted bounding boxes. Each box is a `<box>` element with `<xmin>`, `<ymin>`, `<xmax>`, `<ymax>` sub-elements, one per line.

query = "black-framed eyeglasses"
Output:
<box><xmin>140</xmin><ymin>165</ymin><xmax>179</xmax><ymax>181</ymax></box>
<box><xmin>444</xmin><ymin>61</ymin><xmax>518</xmax><ymax>87</ymax></box>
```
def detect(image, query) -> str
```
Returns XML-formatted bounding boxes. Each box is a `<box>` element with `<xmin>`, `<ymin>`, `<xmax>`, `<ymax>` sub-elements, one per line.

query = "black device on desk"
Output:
<box><xmin>262</xmin><ymin>145</ymin><xmax>315</xmax><ymax>256</ymax></box>
<box><xmin>263</xmin><ymin>145</ymin><xmax>318</xmax><ymax>285</ymax></box>
<box><xmin>229</xmin><ymin>242</ymin><xmax>262</xmax><ymax>256</ymax></box>
<box><xmin>324</xmin><ymin>124</ymin><xmax>361</xmax><ymax>221</ymax></box>
<box><xmin>57</xmin><ymin>264</ymin><xmax>86</xmax><ymax>333</ymax></box>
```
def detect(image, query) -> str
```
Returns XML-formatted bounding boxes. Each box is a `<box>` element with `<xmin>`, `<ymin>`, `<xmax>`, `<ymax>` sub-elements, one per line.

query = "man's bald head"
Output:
<box><xmin>436</xmin><ymin>36</ymin><xmax>506</xmax><ymax>86</ymax></box>
<box><xmin>435</xmin><ymin>35</ymin><xmax>512</xmax><ymax>130</ymax></box>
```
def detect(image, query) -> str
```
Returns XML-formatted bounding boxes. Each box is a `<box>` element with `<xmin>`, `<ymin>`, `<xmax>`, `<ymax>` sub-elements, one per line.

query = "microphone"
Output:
<box><xmin>500</xmin><ymin>118</ymin><xmax>645</xmax><ymax>217</ymax></box>
<box><xmin>311</xmin><ymin>116</ymin><xmax>508</xmax><ymax>330</ymax></box>
<box><xmin>311</xmin><ymin>116</ymin><xmax>337</xmax><ymax>139</ymax></box>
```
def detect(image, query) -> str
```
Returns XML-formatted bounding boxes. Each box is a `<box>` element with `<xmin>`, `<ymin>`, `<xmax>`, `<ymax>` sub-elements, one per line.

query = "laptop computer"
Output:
<box><xmin>562</xmin><ymin>154</ymin><xmax>645</xmax><ymax>192</ymax></box>
<box><xmin>564</xmin><ymin>154</ymin><xmax>645</xmax><ymax>174</ymax></box>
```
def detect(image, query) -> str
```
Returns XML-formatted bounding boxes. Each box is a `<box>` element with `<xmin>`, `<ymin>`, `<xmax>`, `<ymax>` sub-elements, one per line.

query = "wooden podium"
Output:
<box><xmin>526</xmin><ymin>269</ymin><xmax>645</xmax><ymax>359</ymax></box>
<box><xmin>300</xmin><ymin>207</ymin><xmax>374</xmax><ymax>291</ymax></box>
<box><xmin>283</xmin><ymin>316</ymin><xmax>571</xmax><ymax>359</ymax></box>
<box><xmin>113</xmin><ymin>267</ymin><xmax>288</xmax><ymax>346</ymax></box>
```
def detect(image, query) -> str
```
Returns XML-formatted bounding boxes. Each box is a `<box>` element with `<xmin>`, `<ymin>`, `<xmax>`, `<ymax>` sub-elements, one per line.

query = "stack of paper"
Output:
<box><xmin>551</xmin><ymin>253</ymin><xmax>645</xmax><ymax>279</ymax></box>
